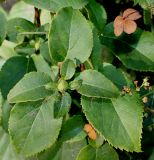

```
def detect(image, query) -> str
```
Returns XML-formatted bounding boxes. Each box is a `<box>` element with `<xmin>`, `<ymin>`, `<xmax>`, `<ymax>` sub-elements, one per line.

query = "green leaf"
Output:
<box><xmin>101</xmin><ymin>23</ymin><xmax>154</xmax><ymax>71</ymax></box>
<box><xmin>9</xmin><ymin>98</ymin><xmax>62</xmax><ymax>156</ymax></box>
<box><xmin>81</xmin><ymin>93</ymin><xmax>143</xmax><ymax>152</ymax></box>
<box><xmin>15</xmin><ymin>42</ymin><xmax>35</xmax><ymax>56</ymax></box>
<box><xmin>51</xmin><ymin>66</ymin><xmax>59</xmax><ymax>81</ymax></box>
<box><xmin>0</xmin><ymin>6</ymin><xmax>7</xmax><ymax>18</ymax></box>
<box><xmin>54</xmin><ymin>92</ymin><xmax>72</xmax><ymax>118</ymax></box>
<box><xmin>38</xmin><ymin>139</ymin><xmax>86</xmax><ymax>160</ymax></box>
<box><xmin>8</xmin><ymin>72</ymin><xmax>53</xmax><ymax>103</ymax></box>
<box><xmin>0</xmin><ymin>91</ymin><xmax>3</xmax><ymax>124</ymax></box>
<box><xmin>88</xmin><ymin>134</ymin><xmax>104</xmax><ymax>148</ymax></box>
<box><xmin>23</xmin><ymin>0</ymin><xmax>89</xmax><ymax>12</ymax></box>
<box><xmin>9</xmin><ymin>1</ymin><xmax>34</xmax><ymax>22</ymax></box>
<box><xmin>6</xmin><ymin>18</ymin><xmax>35</xmax><ymax>42</ymax></box>
<box><xmin>0</xmin><ymin>10</ymin><xmax>6</xmax><ymax>45</ymax></box>
<box><xmin>86</xmin><ymin>0</ymin><xmax>107</xmax><ymax>32</ymax></box>
<box><xmin>0</xmin><ymin>127</ymin><xmax>25</xmax><ymax>160</ymax></box>
<box><xmin>133</xmin><ymin>0</ymin><xmax>154</xmax><ymax>9</ymax></box>
<box><xmin>38</xmin><ymin>115</ymin><xmax>86</xmax><ymax>160</ymax></box>
<box><xmin>90</xmin><ymin>29</ymin><xmax>103</xmax><ymax>70</ymax></box>
<box><xmin>76</xmin><ymin>70</ymin><xmax>120</xmax><ymax>98</ymax></box>
<box><xmin>59</xmin><ymin>115</ymin><xmax>85</xmax><ymax>142</ymax></box>
<box><xmin>0</xmin><ymin>56</ymin><xmax>35</xmax><ymax>99</ymax></box>
<box><xmin>0</xmin><ymin>40</ymin><xmax>17</xmax><ymax>59</ymax></box>
<box><xmin>49</xmin><ymin>7</ymin><xmax>93</xmax><ymax>63</ymax></box>
<box><xmin>60</xmin><ymin>59</ymin><xmax>76</xmax><ymax>80</ymax></box>
<box><xmin>58</xmin><ymin>140</ymin><xmax>87</xmax><ymax>160</ymax></box>
<box><xmin>40</xmin><ymin>42</ymin><xmax>52</xmax><ymax>63</ymax></box>
<box><xmin>143</xmin><ymin>9</ymin><xmax>152</xmax><ymax>28</ymax></box>
<box><xmin>32</xmin><ymin>54</ymin><xmax>53</xmax><ymax>78</ymax></box>
<box><xmin>101</xmin><ymin>45</ymin><xmax>114</xmax><ymax>63</ymax></box>
<box><xmin>77</xmin><ymin>145</ymin><xmax>95</xmax><ymax>160</ymax></box>
<box><xmin>40</xmin><ymin>10</ymin><xmax>52</xmax><ymax>25</ymax></box>
<box><xmin>0</xmin><ymin>58</ymin><xmax>5</xmax><ymax>70</ymax></box>
<box><xmin>76</xmin><ymin>143</ymin><xmax>119</xmax><ymax>160</ymax></box>
<box><xmin>100</xmin><ymin>63</ymin><xmax>128</xmax><ymax>90</ymax></box>
<box><xmin>1</xmin><ymin>100</ymin><xmax>12</xmax><ymax>132</ymax></box>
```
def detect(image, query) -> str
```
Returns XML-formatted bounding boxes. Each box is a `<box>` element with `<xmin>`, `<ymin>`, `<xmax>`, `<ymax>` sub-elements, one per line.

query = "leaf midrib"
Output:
<box><xmin>88</xmin><ymin>97</ymin><xmax>134</xmax><ymax>150</ymax></box>
<box><xmin>102</xmin><ymin>35</ymin><xmax>142</xmax><ymax>55</ymax></box>
<box><xmin>21</xmin><ymin>102</ymin><xmax>44</xmax><ymax>152</ymax></box>
<box><xmin>110</xmin><ymin>99</ymin><xmax>135</xmax><ymax>148</ymax></box>
<box><xmin>9</xmin><ymin>84</ymin><xmax>49</xmax><ymax>101</ymax></box>
<box><xmin>102</xmin><ymin>34</ymin><xmax>154</xmax><ymax>66</ymax></box>
<box><xmin>81</xmin><ymin>82</ymin><xmax>118</xmax><ymax>96</ymax></box>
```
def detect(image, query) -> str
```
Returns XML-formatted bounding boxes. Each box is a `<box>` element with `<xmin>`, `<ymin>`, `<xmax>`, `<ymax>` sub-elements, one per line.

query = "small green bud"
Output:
<box><xmin>35</xmin><ymin>41</ymin><xmax>40</xmax><ymax>51</ymax></box>
<box><xmin>69</xmin><ymin>80</ymin><xmax>82</xmax><ymax>90</ymax></box>
<box><xmin>58</xmin><ymin>79</ymin><xmax>68</xmax><ymax>92</ymax></box>
<box><xmin>29</xmin><ymin>40</ymin><xmax>35</xmax><ymax>46</ymax></box>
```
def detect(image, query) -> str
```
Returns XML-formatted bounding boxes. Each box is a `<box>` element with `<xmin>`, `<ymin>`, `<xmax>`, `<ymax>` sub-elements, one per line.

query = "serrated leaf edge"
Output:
<box><xmin>8</xmin><ymin>102</ymin><xmax>63</xmax><ymax>157</ymax></box>
<box><xmin>48</xmin><ymin>8</ymin><xmax>93</xmax><ymax>64</ymax></box>
<box><xmin>80</xmin><ymin>94</ymin><xmax>144</xmax><ymax>152</ymax></box>
<box><xmin>7</xmin><ymin>72</ymin><xmax>52</xmax><ymax>103</ymax></box>
<box><xmin>77</xmin><ymin>69</ymin><xmax>120</xmax><ymax>98</ymax></box>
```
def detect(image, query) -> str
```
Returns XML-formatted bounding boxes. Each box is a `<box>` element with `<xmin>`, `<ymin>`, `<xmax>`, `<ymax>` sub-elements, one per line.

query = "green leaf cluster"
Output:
<box><xmin>0</xmin><ymin>0</ymin><xmax>153</xmax><ymax>159</ymax></box>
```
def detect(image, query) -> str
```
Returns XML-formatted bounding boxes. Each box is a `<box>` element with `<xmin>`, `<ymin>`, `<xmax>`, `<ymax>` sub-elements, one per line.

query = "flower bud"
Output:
<box><xmin>69</xmin><ymin>80</ymin><xmax>82</xmax><ymax>90</ymax></box>
<box><xmin>57</xmin><ymin>79</ymin><xmax>68</xmax><ymax>92</ymax></box>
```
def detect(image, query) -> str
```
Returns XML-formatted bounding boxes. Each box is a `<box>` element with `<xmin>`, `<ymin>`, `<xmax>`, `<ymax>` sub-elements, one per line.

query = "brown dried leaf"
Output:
<box><xmin>114</xmin><ymin>16</ymin><xmax>124</xmax><ymax>36</ymax></box>
<box><xmin>84</xmin><ymin>124</ymin><xmax>93</xmax><ymax>133</ymax></box>
<box><xmin>124</xmin><ymin>19</ymin><xmax>137</xmax><ymax>34</ymax></box>
<box><xmin>88</xmin><ymin>129</ymin><xmax>97</xmax><ymax>140</ymax></box>
<box><xmin>123</xmin><ymin>8</ymin><xmax>142</xmax><ymax>20</ymax></box>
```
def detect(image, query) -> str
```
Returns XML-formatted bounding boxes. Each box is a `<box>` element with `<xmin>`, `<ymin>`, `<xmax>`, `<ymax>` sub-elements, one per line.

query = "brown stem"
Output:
<box><xmin>144</xmin><ymin>106</ymin><xmax>154</xmax><ymax>115</ymax></box>
<box><xmin>80</xmin><ymin>64</ymin><xmax>85</xmax><ymax>72</ymax></box>
<box><xmin>34</xmin><ymin>7</ymin><xmax>41</xmax><ymax>27</ymax></box>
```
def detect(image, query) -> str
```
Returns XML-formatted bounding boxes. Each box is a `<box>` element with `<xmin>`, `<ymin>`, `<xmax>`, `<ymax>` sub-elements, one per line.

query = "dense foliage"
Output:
<box><xmin>0</xmin><ymin>0</ymin><xmax>154</xmax><ymax>159</ymax></box>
